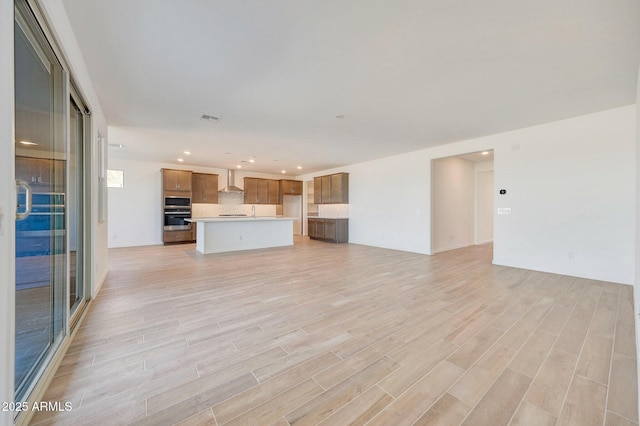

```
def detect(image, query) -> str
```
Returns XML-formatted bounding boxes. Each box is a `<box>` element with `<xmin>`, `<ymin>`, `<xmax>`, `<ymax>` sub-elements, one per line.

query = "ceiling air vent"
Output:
<box><xmin>200</xmin><ymin>114</ymin><xmax>220</xmax><ymax>122</ymax></box>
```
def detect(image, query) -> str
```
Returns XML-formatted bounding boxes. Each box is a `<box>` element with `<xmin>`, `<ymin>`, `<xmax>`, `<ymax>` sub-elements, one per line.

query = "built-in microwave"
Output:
<box><xmin>164</xmin><ymin>196</ymin><xmax>191</xmax><ymax>208</ymax></box>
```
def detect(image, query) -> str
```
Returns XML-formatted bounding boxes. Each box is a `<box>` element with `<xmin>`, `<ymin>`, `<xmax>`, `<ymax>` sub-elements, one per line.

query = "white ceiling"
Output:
<box><xmin>60</xmin><ymin>0</ymin><xmax>640</xmax><ymax>175</ymax></box>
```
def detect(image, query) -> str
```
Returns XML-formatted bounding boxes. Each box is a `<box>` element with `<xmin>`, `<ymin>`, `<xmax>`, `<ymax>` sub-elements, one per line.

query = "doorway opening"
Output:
<box><xmin>431</xmin><ymin>150</ymin><xmax>494</xmax><ymax>256</ymax></box>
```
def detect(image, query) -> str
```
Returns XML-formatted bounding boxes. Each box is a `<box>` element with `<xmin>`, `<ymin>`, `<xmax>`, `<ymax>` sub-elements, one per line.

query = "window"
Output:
<box><xmin>107</xmin><ymin>169</ymin><xmax>124</xmax><ymax>188</ymax></box>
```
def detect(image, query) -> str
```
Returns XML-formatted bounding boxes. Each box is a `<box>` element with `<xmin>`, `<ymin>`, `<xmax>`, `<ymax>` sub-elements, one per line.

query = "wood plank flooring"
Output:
<box><xmin>31</xmin><ymin>238</ymin><xmax>638</xmax><ymax>425</ymax></box>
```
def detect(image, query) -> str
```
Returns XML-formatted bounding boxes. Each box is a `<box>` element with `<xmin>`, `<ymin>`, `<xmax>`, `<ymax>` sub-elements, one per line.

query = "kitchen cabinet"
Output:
<box><xmin>162</xmin><ymin>169</ymin><xmax>192</xmax><ymax>192</ymax></box>
<box><xmin>308</xmin><ymin>218</ymin><xmax>348</xmax><ymax>243</ymax></box>
<box><xmin>163</xmin><ymin>229</ymin><xmax>194</xmax><ymax>244</ymax></box>
<box><xmin>280</xmin><ymin>179</ymin><xmax>302</xmax><ymax>196</ymax></box>
<box><xmin>321</xmin><ymin>175</ymin><xmax>331</xmax><ymax>203</ymax></box>
<box><xmin>257</xmin><ymin>179</ymin><xmax>269</xmax><ymax>203</ymax></box>
<box><xmin>16</xmin><ymin>156</ymin><xmax>65</xmax><ymax>192</ymax></box>
<box><xmin>244</xmin><ymin>177</ymin><xmax>281</xmax><ymax>204</ymax></box>
<box><xmin>308</xmin><ymin>218</ymin><xmax>323</xmax><ymax>239</ymax></box>
<box><xmin>313</xmin><ymin>172</ymin><xmax>349</xmax><ymax>204</ymax></box>
<box><xmin>313</xmin><ymin>177</ymin><xmax>322</xmax><ymax>204</ymax></box>
<box><xmin>192</xmin><ymin>173</ymin><xmax>218</xmax><ymax>204</ymax></box>
<box><xmin>268</xmin><ymin>179</ymin><xmax>280</xmax><ymax>204</ymax></box>
<box><xmin>244</xmin><ymin>177</ymin><xmax>258</xmax><ymax>204</ymax></box>
<box><xmin>331</xmin><ymin>173</ymin><xmax>349</xmax><ymax>204</ymax></box>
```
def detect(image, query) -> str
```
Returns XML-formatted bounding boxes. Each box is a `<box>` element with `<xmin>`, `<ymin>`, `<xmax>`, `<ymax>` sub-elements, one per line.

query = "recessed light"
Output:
<box><xmin>177</xmin><ymin>158</ymin><xmax>184</xmax><ymax>162</ymax></box>
<box><xmin>297</xmin><ymin>166</ymin><xmax>302</xmax><ymax>170</ymax></box>
<box><xmin>184</xmin><ymin>151</ymin><xmax>191</xmax><ymax>155</ymax></box>
<box><xmin>19</xmin><ymin>140</ymin><xmax>38</xmax><ymax>146</ymax></box>
<box><xmin>249</xmin><ymin>159</ymin><xmax>255</xmax><ymax>163</ymax></box>
<box><xmin>281</xmin><ymin>170</ymin><xmax>286</xmax><ymax>174</ymax></box>
<box><xmin>481</xmin><ymin>151</ymin><xmax>489</xmax><ymax>155</ymax></box>
<box><xmin>200</xmin><ymin>114</ymin><xmax>220</xmax><ymax>122</ymax></box>
<box><xmin>236</xmin><ymin>165</ymin><xmax>242</xmax><ymax>169</ymax></box>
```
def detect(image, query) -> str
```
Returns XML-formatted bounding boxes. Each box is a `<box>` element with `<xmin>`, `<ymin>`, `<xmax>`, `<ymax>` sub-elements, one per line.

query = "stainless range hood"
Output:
<box><xmin>219</xmin><ymin>169</ymin><xmax>244</xmax><ymax>193</ymax></box>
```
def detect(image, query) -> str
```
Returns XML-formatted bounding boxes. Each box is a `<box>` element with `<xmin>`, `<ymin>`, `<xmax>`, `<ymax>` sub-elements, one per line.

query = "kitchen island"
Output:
<box><xmin>187</xmin><ymin>217</ymin><xmax>294</xmax><ymax>254</ymax></box>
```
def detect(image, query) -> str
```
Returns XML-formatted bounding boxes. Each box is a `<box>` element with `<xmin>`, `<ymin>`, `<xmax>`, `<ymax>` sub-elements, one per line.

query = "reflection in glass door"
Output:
<box><xmin>14</xmin><ymin>1</ymin><xmax>66</xmax><ymax>403</ymax></box>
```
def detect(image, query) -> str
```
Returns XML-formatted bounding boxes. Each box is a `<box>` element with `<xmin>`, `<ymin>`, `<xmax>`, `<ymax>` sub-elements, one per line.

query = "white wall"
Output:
<box><xmin>300</xmin><ymin>105</ymin><xmax>636</xmax><ymax>284</ymax></box>
<box><xmin>432</xmin><ymin>156</ymin><xmax>475</xmax><ymax>252</ymax></box>
<box><xmin>0</xmin><ymin>0</ymin><xmax>16</xmax><ymax>421</ymax></box>
<box><xmin>492</xmin><ymin>107</ymin><xmax>635</xmax><ymax>284</ymax></box>
<box><xmin>107</xmin><ymin>157</ymin><xmax>284</xmax><ymax>248</ymax></box>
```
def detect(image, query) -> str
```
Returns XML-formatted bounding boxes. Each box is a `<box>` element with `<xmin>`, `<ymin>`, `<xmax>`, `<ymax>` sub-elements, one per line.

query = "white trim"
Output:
<box><xmin>0</xmin><ymin>1</ymin><xmax>15</xmax><ymax>425</ymax></box>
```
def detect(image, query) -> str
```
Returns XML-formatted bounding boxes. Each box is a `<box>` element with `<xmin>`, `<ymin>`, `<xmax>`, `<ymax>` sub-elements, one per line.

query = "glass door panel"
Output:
<box><xmin>69</xmin><ymin>95</ymin><xmax>86</xmax><ymax>326</ymax></box>
<box><xmin>14</xmin><ymin>1</ymin><xmax>66</xmax><ymax>403</ymax></box>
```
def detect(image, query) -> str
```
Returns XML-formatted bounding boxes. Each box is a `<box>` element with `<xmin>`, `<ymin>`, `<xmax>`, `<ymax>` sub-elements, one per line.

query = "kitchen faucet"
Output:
<box><xmin>251</xmin><ymin>205</ymin><xmax>256</xmax><ymax>217</ymax></box>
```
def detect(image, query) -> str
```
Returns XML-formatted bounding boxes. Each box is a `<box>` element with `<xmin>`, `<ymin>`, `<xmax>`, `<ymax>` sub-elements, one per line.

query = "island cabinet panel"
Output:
<box><xmin>281</xmin><ymin>179</ymin><xmax>303</xmax><ymax>196</ymax></box>
<box><xmin>313</xmin><ymin>173</ymin><xmax>349</xmax><ymax>204</ymax></box>
<box><xmin>308</xmin><ymin>218</ymin><xmax>348</xmax><ymax>243</ymax></box>
<box><xmin>162</xmin><ymin>169</ymin><xmax>192</xmax><ymax>192</ymax></box>
<box><xmin>192</xmin><ymin>173</ymin><xmax>218</xmax><ymax>204</ymax></box>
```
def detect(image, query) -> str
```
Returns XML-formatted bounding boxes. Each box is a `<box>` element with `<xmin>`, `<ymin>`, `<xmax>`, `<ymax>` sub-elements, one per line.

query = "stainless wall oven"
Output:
<box><xmin>164</xmin><ymin>196</ymin><xmax>191</xmax><ymax>231</ymax></box>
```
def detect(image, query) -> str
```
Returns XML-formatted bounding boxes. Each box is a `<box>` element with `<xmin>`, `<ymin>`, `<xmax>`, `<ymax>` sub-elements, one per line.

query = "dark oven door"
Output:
<box><xmin>164</xmin><ymin>209</ymin><xmax>191</xmax><ymax>231</ymax></box>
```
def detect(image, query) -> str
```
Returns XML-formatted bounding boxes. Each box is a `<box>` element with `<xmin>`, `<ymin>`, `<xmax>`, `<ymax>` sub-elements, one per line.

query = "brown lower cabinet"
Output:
<box><xmin>308</xmin><ymin>218</ymin><xmax>348</xmax><ymax>243</ymax></box>
<box><xmin>163</xmin><ymin>229</ymin><xmax>195</xmax><ymax>244</ymax></box>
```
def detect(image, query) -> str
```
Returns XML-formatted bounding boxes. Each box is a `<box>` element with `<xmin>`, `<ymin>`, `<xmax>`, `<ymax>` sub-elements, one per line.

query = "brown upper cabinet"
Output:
<box><xmin>268</xmin><ymin>179</ymin><xmax>280</xmax><ymax>204</ymax></box>
<box><xmin>313</xmin><ymin>177</ymin><xmax>322</xmax><ymax>204</ymax></box>
<box><xmin>162</xmin><ymin>169</ymin><xmax>192</xmax><ymax>192</ymax></box>
<box><xmin>16</xmin><ymin>156</ymin><xmax>65</xmax><ymax>192</ymax></box>
<box><xmin>244</xmin><ymin>177</ymin><xmax>258</xmax><ymax>204</ymax></box>
<box><xmin>192</xmin><ymin>173</ymin><xmax>218</xmax><ymax>204</ymax></box>
<box><xmin>280</xmin><ymin>179</ymin><xmax>302</xmax><ymax>196</ymax></box>
<box><xmin>313</xmin><ymin>172</ymin><xmax>349</xmax><ymax>204</ymax></box>
<box><xmin>244</xmin><ymin>177</ymin><xmax>281</xmax><ymax>204</ymax></box>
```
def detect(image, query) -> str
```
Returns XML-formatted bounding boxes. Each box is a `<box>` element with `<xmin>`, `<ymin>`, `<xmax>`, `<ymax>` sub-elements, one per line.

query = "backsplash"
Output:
<box><xmin>192</xmin><ymin>203</ymin><xmax>276</xmax><ymax>218</ymax></box>
<box><xmin>317</xmin><ymin>204</ymin><xmax>349</xmax><ymax>218</ymax></box>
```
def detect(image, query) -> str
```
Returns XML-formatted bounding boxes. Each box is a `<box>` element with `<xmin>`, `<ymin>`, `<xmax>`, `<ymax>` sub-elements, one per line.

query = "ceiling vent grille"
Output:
<box><xmin>200</xmin><ymin>114</ymin><xmax>220</xmax><ymax>122</ymax></box>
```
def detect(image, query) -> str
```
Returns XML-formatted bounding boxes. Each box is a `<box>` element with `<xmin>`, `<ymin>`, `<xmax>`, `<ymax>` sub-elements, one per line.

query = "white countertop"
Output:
<box><xmin>187</xmin><ymin>216</ymin><xmax>294</xmax><ymax>223</ymax></box>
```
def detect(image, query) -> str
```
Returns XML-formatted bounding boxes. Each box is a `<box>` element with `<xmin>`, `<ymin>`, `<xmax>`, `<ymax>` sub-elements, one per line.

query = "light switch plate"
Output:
<box><xmin>497</xmin><ymin>208</ymin><xmax>511</xmax><ymax>215</ymax></box>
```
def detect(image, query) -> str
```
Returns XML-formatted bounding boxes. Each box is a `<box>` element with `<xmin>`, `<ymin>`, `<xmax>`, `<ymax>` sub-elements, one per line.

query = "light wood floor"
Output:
<box><xmin>32</xmin><ymin>239</ymin><xmax>638</xmax><ymax>425</ymax></box>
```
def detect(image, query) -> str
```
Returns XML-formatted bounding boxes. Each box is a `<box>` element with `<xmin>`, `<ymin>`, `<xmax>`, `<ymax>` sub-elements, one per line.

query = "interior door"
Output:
<box><xmin>476</xmin><ymin>170</ymin><xmax>494</xmax><ymax>244</ymax></box>
<box><xmin>14</xmin><ymin>1</ymin><xmax>66</xmax><ymax>403</ymax></box>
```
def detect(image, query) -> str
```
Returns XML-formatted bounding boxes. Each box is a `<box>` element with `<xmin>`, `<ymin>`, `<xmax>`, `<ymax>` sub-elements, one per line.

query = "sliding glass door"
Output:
<box><xmin>14</xmin><ymin>0</ymin><xmax>67</xmax><ymax>403</ymax></box>
<box><xmin>69</xmin><ymin>91</ymin><xmax>88</xmax><ymax>327</ymax></box>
